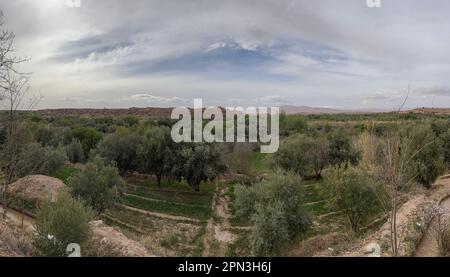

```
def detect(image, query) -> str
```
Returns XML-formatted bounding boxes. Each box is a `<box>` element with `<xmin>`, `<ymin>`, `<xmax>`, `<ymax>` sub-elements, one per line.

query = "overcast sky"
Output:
<box><xmin>1</xmin><ymin>0</ymin><xmax>450</xmax><ymax>110</ymax></box>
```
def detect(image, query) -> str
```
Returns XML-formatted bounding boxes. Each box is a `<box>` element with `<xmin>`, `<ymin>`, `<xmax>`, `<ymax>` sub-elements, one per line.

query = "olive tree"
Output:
<box><xmin>234</xmin><ymin>171</ymin><xmax>311</xmax><ymax>256</ymax></box>
<box><xmin>275</xmin><ymin>134</ymin><xmax>329</xmax><ymax>178</ymax></box>
<box><xmin>72</xmin><ymin>127</ymin><xmax>103</xmax><ymax>157</ymax></box>
<box><xmin>327</xmin><ymin>130</ymin><xmax>359</xmax><ymax>166</ymax></box>
<box><xmin>137</xmin><ymin>126</ymin><xmax>173</xmax><ymax>186</ymax></box>
<box><xmin>16</xmin><ymin>143</ymin><xmax>67</xmax><ymax>177</ymax></box>
<box><xmin>175</xmin><ymin>143</ymin><xmax>226</xmax><ymax>192</ymax></box>
<box><xmin>95</xmin><ymin>129</ymin><xmax>140</xmax><ymax>175</ymax></box>
<box><xmin>325</xmin><ymin>164</ymin><xmax>386</xmax><ymax>233</ymax></box>
<box><xmin>250</xmin><ymin>201</ymin><xmax>290</xmax><ymax>256</ymax></box>
<box><xmin>70</xmin><ymin>156</ymin><xmax>124</xmax><ymax>214</ymax></box>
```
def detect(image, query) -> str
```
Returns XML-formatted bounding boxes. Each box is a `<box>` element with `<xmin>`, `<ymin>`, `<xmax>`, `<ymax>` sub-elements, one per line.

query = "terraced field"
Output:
<box><xmin>99</xmin><ymin>176</ymin><xmax>216</xmax><ymax>256</ymax></box>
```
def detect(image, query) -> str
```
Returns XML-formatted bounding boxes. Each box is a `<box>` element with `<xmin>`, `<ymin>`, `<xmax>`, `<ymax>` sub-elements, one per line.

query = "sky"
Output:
<box><xmin>1</xmin><ymin>0</ymin><xmax>450</xmax><ymax>110</ymax></box>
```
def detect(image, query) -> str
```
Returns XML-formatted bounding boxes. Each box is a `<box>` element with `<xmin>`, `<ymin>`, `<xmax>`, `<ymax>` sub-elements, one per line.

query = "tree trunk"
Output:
<box><xmin>390</xmin><ymin>192</ymin><xmax>398</xmax><ymax>257</ymax></box>
<box><xmin>194</xmin><ymin>183</ymin><xmax>200</xmax><ymax>192</ymax></box>
<box><xmin>156</xmin><ymin>174</ymin><xmax>161</xmax><ymax>187</ymax></box>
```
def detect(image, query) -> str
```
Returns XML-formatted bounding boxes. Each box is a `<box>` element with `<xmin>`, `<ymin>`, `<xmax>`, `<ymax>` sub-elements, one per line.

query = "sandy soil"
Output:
<box><xmin>89</xmin><ymin>220</ymin><xmax>152</xmax><ymax>257</ymax></box>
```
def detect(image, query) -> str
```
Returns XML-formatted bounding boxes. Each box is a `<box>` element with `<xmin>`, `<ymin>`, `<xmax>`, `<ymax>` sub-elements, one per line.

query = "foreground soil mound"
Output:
<box><xmin>90</xmin><ymin>220</ymin><xmax>152</xmax><ymax>257</ymax></box>
<box><xmin>7</xmin><ymin>175</ymin><xmax>65</xmax><ymax>203</ymax></box>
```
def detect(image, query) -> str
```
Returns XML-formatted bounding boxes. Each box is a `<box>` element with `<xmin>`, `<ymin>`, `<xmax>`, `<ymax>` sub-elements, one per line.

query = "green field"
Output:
<box><xmin>51</xmin><ymin>166</ymin><xmax>79</xmax><ymax>184</ymax></box>
<box><xmin>121</xmin><ymin>194</ymin><xmax>211</xmax><ymax>220</ymax></box>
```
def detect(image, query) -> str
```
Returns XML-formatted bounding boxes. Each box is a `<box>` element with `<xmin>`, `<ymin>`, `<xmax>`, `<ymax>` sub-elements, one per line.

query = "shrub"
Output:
<box><xmin>35</xmin><ymin>126</ymin><xmax>72</xmax><ymax>147</ymax></box>
<box><xmin>43</xmin><ymin>146</ymin><xmax>68</xmax><ymax>175</ymax></box>
<box><xmin>324</xmin><ymin>165</ymin><xmax>385</xmax><ymax>233</ymax></box>
<box><xmin>328</xmin><ymin>130</ymin><xmax>359</xmax><ymax>166</ymax></box>
<box><xmin>234</xmin><ymin>171</ymin><xmax>311</xmax><ymax>256</ymax></box>
<box><xmin>275</xmin><ymin>134</ymin><xmax>329</xmax><ymax>178</ymax></box>
<box><xmin>403</xmin><ymin>125</ymin><xmax>445</xmax><ymax>188</ymax></box>
<box><xmin>17</xmin><ymin>143</ymin><xmax>67</xmax><ymax>177</ymax></box>
<box><xmin>437</xmin><ymin>219</ymin><xmax>450</xmax><ymax>257</ymax></box>
<box><xmin>440</xmin><ymin>129</ymin><xmax>450</xmax><ymax>166</ymax></box>
<box><xmin>72</xmin><ymin>127</ymin><xmax>103</xmax><ymax>157</ymax></box>
<box><xmin>224</xmin><ymin>143</ymin><xmax>253</xmax><ymax>175</ymax></box>
<box><xmin>95</xmin><ymin>130</ymin><xmax>141</xmax><ymax>175</ymax></box>
<box><xmin>33</xmin><ymin>192</ymin><xmax>93</xmax><ymax>257</ymax></box>
<box><xmin>275</xmin><ymin>134</ymin><xmax>312</xmax><ymax>176</ymax></box>
<box><xmin>250</xmin><ymin>201</ymin><xmax>290</xmax><ymax>256</ymax></box>
<box><xmin>279</xmin><ymin>113</ymin><xmax>308</xmax><ymax>136</ymax></box>
<box><xmin>65</xmin><ymin>139</ymin><xmax>84</xmax><ymax>163</ymax></box>
<box><xmin>70</xmin><ymin>156</ymin><xmax>124</xmax><ymax>214</ymax></box>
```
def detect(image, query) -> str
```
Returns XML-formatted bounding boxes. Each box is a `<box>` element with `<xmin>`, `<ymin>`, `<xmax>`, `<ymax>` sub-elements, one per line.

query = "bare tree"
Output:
<box><xmin>0</xmin><ymin>11</ymin><xmax>39</xmax><ymax>219</ymax></box>
<box><xmin>367</xmin><ymin>85</ymin><xmax>442</xmax><ymax>256</ymax></box>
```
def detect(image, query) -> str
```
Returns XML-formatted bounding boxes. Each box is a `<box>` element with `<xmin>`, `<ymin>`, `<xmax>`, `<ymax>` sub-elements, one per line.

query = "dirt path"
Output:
<box><xmin>0</xmin><ymin>204</ymin><xmax>35</xmax><ymax>232</ymax></box>
<box><xmin>414</xmin><ymin>196</ymin><xmax>450</xmax><ymax>257</ymax></box>
<box><xmin>202</xmin><ymin>183</ymin><xmax>236</xmax><ymax>257</ymax></box>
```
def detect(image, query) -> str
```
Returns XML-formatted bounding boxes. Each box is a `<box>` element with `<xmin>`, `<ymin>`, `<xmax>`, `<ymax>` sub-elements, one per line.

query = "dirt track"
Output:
<box><xmin>414</xmin><ymin>196</ymin><xmax>450</xmax><ymax>257</ymax></box>
<box><xmin>202</xmin><ymin>183</ymin><xmax>236</xmax><ymax>257</ymax></box>
<box><xmin>0</xmin><ymin>205</ymin><xmax>35</xmax><ymax>232</ymax></box>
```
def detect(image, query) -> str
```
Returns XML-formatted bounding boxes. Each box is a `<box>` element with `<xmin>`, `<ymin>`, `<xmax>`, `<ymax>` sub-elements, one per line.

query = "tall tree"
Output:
<box><xmin>70</xmin><ymin>156</ymin><xmax>124</xmax><ymax>214</ymax></box>
<box><xmin>137</xmin><ymin>126</ymin><xmax>173</xmax><ymax>186</ymax></box>
<box><xmin>175</xmin><ymin>143</ymin><xmax>226</xmax><ymax>192</ymax></box>
<box><xmin>95</xmin><ymin>129</ymin><xmax>140</xmax><ymax>175</ymax></box>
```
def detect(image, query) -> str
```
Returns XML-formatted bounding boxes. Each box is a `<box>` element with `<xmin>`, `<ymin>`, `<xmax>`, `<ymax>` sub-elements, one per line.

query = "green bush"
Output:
<box><xmin>234</xmin><ymin>171</ymin><xmax>311</xmax><ymax>256</ymax></box>
<box><xmin>72</xmin><ymin>127</ymin><xmax>103</xmax><ymax>156</ymax></box>
<box><xmin>17</xmin><ymin>143</ymin><xmax>67</xmax><ymax>177</ymax></box>
<box><xmin>250</xmin><ymin>201</ymin><xmax>290</xmax><ymax>256</ymax></box>
<box><xmin>275</xmin><ymin>134</ymin><xmax>312</xmax><ymax>176</ymax></box>
<box><xmin>440</xmin><ymin>129</ymin><xmax>450</xmax><ymax>166</ymax></box>
<box><xmin>65</xmin><ymin>139</ymin><xmax>84</xmax><ymax>163</ymax></box>
<box><xmin>328</xmin><ymin>130</ymin><xmax>359</xmax><ymax>166</ymax></box>
<box><xmin>403</xmin><ymin>124</ymin><xmax>445</xmax><ymax>188</ymax></box>
<box><xmin>70</xmin><ymin>156</ymin><xmax>124</xmax><ymax>214</ymax></box>
<box><xmin>279</xmin><ymin>113</ymin><xmax>308</xmax><ymax>136</ymax></box>
<box><xmin>324</xmin><ymin>165</ymin><xmax>385</xmax><ymax>232</ymax></box>
<box><xmin>35</xmin><ymin>125</ymin><xmax>73</xmax><ymax>147</ymax></box>
<box><xmin>33</xmin><ymin>192</ymin><xmax>93</xmax><ymax>257</ymax></box>
<box><xmin>275</xmin><ymin>134</ymin><xmax>329</xmax><ymax>178</ymax></box>
<box><xmin>95</xmin><ymin>130</ymin><xmax>141</xmax><ymax>175</ymax></box>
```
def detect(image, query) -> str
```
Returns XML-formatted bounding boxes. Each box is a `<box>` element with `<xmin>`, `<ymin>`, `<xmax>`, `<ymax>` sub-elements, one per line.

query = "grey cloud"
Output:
<box><xmin>130</xmin><ymin>94</ymin><xmax>188</xmax><ymax>103</ymax></box>
<box><xmin>2</xmin><ymin>0</ymin><xmax>450</xmax><ymax>109</ymax></box>
<box><xmin>414</xmin><ymin>87</ymin><xmax>450</xmax><ymax>97</ymax></box>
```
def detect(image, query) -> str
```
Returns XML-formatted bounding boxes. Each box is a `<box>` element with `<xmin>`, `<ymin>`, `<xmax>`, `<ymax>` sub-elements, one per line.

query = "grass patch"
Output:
<box><xmin>52</xmin><ymin>166</ymin><xmax>78</xmax><ymax>184</ymax></box>
<box><xmin>121</xmin><ymin>194</ymin><xmax>211</xmax><ymax>220</ymax></box>
<box><xmin>124</xmin><ymin>183</ymin><xmax>212</xmax><ymax>207</ymax></box>
<box><xmin>125</xmin><ymin>176</ymin><xmax>216</xmax><ymax>194</ymax></box>
<box><xmin>305</xmin><ymin>201</ymin><xmax>332</xmax><ymax>216</ymax></box>
<box><xmin>250</xmin><ymin>151</ymin><xmax>272</xmax><ymax>174</ymax></box>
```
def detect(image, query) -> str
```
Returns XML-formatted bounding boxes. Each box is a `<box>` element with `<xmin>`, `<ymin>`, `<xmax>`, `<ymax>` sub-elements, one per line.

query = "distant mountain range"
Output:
<box><xmin>35</xmin><ymin>106</ymin><xmax>449</xmax><ymax>118</ymax></box>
